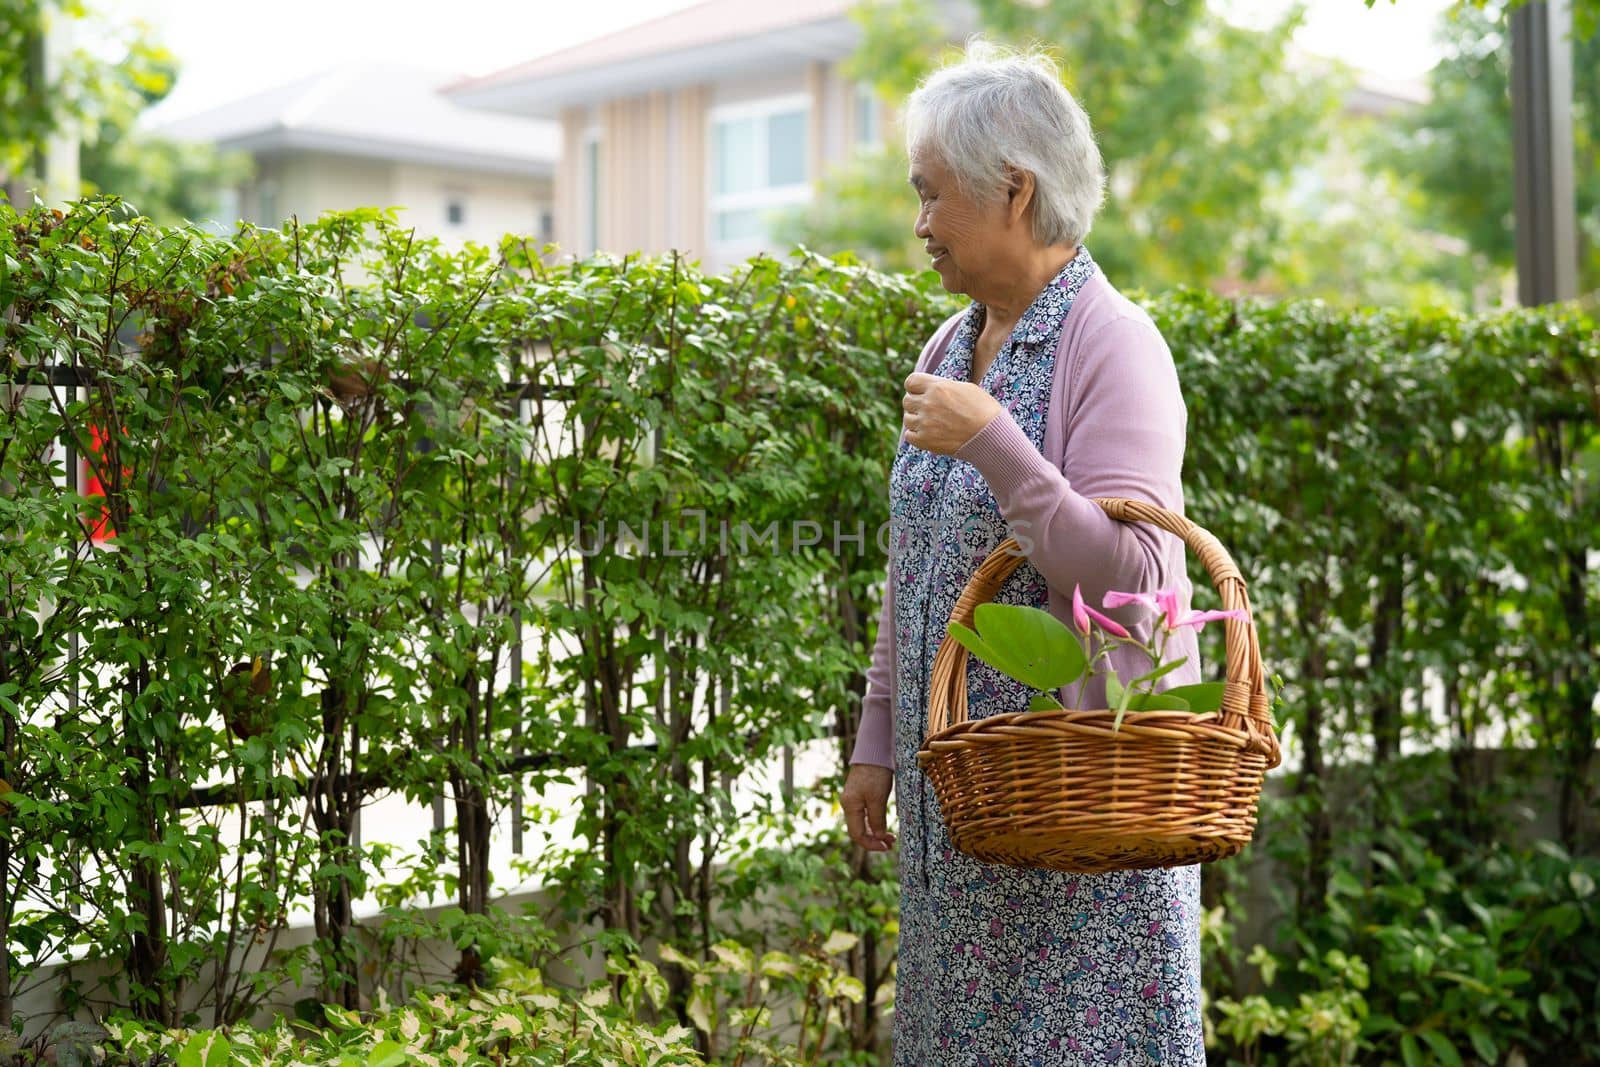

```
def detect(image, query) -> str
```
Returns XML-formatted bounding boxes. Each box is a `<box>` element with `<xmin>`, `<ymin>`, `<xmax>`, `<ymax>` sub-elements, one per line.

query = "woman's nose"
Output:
<box><xmin>914</xmin><ymin>206</ymin><xmax>931</xmax><ymax>240</ymax></box>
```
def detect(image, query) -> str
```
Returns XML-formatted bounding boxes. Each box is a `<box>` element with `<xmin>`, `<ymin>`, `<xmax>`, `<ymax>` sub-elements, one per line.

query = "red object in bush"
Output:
<box><xmin>82</xmin><ymin>422</ymin><xmax>123</xmax><ymax>542</ymax></box>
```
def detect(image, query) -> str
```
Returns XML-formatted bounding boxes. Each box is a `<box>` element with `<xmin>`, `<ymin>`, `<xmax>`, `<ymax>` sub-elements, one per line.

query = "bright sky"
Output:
<box><xmin>124</xmin><ymin>0</ymin><xmax>1456</xmax><ymax>126</ymax></box>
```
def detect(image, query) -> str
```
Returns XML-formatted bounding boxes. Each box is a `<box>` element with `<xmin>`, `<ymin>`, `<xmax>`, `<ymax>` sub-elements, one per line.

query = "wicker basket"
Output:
<box><xmin>916</xmin><ymin>497</ymin><xmax>1281</xmax><ymax>873</ymax></box>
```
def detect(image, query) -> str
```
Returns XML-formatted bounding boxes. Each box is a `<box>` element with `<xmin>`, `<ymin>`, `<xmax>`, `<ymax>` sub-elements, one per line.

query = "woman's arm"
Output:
<box><xmin>848</xmin><ymin>583</ymin><xmax>896</xmax><ymax>767</ymax></box>
<box><xmin>955</xmin><ymin>314</ymin><xmax>1188</xmax><ymax>609</ymax></box>
<box><xmin>847</xmin><ymin>311</ymin><xmax>965</xmax><ymax>769</ymax></box>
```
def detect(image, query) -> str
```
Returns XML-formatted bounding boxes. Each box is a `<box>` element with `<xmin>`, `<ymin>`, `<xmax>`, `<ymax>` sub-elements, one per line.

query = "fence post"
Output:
<box><xmin>1510</xmin><ymin>0</ymin><xmax>1579</xmax><ymax>305</ymax></box>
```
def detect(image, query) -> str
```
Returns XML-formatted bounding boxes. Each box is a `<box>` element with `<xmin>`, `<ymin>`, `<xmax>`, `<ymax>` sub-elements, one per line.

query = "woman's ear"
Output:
<box><xmin>1005</xmin><ymin>166</ymin><xmax>1036</xmax><ymax>228</ymax></box>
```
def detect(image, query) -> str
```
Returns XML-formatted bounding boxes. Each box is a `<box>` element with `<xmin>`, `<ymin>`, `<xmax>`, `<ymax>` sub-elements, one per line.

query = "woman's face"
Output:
<box><xmin>909</xmin><ymin>151</ymin><xmax>1014</xmax><ymax>299</ymax></box>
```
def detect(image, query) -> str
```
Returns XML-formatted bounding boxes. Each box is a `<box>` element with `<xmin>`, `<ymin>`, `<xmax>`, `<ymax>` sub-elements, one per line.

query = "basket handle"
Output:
<box><xmin>924</xmin><ymin>496</ymin><xmax>1280</xmax><ymax>764</ymax></box>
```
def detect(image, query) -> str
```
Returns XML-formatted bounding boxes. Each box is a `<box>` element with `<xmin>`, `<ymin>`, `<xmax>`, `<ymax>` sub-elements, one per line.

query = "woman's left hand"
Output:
<box><xmin>902</xmin><ymin>372</ymin><xmax>1004</xmax><ymax>456</ymax></box>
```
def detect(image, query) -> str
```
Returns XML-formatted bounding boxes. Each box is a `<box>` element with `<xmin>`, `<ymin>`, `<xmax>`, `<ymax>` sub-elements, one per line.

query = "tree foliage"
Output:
<box><xmin>1383</xmin><ymin>1</ymin><xmax>1600</xmax><ymax>295</ymax></box>
<box><xmin>0</xmin><ymin>0</ymin><xmax>70</xmax><ymax>182</ymax></box>
<box><xmin>782</xmin><ymin>0</ymin><xmax>1341</xmax><ymax>292</ymax></box>
<box><xmin>1410</xmin><ymin>0</ymin><xmax>1600</xmax><ymax>44</ymax></box>
<box><xmin>0</xmin><ymin>0</ymin><xmax>250</xmax><ymax>221</ymax></box>
<box><xmin>74</xmin><ymin>20</ymin><xmax>253</xmax><ymax>225</ymax></box>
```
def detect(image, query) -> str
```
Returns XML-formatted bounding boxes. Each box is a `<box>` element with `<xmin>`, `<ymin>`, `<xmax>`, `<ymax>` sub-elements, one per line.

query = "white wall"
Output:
<box><xmin>390</xmin><ymin>160</ymin><xmax>552</xmax><ymax>250</ymax></box>
<box><xmin>241</xmin><ymin>152</ymin><xmax>552</xmax><ymax>251</ymax></box>
<box><xmin>247</xmin><ymin>152</ymin><xmax>394</xmax><ymax>226</ymax></box>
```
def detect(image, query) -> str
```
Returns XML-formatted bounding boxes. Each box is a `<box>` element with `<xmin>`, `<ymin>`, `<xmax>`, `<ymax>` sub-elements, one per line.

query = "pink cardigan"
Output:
<box><xmin>850</xmin><ymin>270</ymin><xmax>1200</xmax><ymax>768</ymax></box>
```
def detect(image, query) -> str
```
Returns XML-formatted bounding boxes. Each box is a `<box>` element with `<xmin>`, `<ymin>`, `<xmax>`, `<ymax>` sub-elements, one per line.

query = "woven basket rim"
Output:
<box><xmin>923</xmin><ymin>496</ymin><xmax>1280</xmax><ymax>765</ymax></box>
<box><xmin>916</xmin><ymin>705</ymin><xmax>1260</xmax><ymax>755</ymax></box>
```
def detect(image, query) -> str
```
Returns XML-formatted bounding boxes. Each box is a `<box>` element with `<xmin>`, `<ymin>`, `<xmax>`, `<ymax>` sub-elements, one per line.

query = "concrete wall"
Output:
<box><xmin>243</xmin><ymin>152</ymin><xmax>393</xmax><ymax>228</ymax></box>
<box><xmin>239</xmin><ymin>152</ymin><xmax>552</xmax><ymax>250</ymax></box>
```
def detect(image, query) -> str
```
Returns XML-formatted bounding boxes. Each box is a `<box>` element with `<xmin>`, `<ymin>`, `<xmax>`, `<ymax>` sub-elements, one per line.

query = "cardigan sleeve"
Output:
<box><xmin>954</xmin><ymin>313</ymin><xmax>1187</xmax><ymax>610</ymax></box>
<box><xmin>849</xmin><ymin>311</ymin><xmax>966</xmax><ymax>770</ymax></box>
<box><xmin>848</xmin><ymin>580</ymin><xmax>897</xmax><ymax>768</ymax></box>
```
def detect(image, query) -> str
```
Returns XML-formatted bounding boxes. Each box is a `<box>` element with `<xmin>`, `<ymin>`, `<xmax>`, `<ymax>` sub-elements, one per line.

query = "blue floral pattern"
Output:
<box><xmin>889</xmin><ymin>248</ymin><xmax>1204</xmax><ymax>1065</ymax></box>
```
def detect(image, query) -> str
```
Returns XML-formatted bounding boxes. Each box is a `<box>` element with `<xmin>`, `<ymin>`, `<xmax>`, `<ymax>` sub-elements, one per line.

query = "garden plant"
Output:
<box><xmin>0</xmin><ymin>198</ymin><xmax>1596</xmax><ymax>1064</ymax></box>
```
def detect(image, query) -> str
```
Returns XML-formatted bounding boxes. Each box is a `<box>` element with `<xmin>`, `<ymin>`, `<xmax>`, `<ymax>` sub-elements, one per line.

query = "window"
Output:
<box><xmin>709</xmin><ymin>96</ymin><xmax>810</xmax><ymax>248</ymax></box>
<box><xmin>583</xmin><ymin>131</ymin><xmax>601</xmax><ymax>253</ymax></box>
<box><xmin>855</xmin><ymin>83</ymin><xmax>880</xmax><ymax>147</ymax></box>
<box><xmin>211</xmin><ymin>186</ymin><xmax>241</xmax><ymax>234</ymax></box>
<box><xmin>445</xmin><ymin>197</ymin><xmax>466</xmax><ymax>226</ymax></box>
<box><xmin>256</xmin><ymin>180</ymin><xmax>278</xmax><ymax>226</ymax></box>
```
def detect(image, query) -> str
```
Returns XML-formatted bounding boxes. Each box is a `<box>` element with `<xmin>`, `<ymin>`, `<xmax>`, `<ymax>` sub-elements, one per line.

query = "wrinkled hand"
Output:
<box><xmin>841</xmin><ymin>764</ymin><xmax>896</xmax><ymax>853</ymax></box>
<box><xmin>902</xmin><ymin>372</ymin><xmax>1003</xmax><ymax>455</ymax></box>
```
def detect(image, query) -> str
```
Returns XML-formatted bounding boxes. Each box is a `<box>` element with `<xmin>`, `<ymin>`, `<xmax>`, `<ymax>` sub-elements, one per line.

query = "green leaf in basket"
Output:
<box><xmin>1105</xmin><ymin>673</ymin><xmax>1126</xmax><ymax>712</ymax></box>
<box><xmin>1126</xmin><ymin>692</ymin><xmax>1191</xmax><ymax>712</ymax></box>
<box><xmin>1129</xmin><ymin>657</ymin><xmax>1188</xmax><ymax>687</ymax></box>
<box><xmin>1104</xmin><ymin>676</ymin><xmax>1192</xmax><ymax>729</ymax></box>
<box><xmin>1106</xmin><ymin>674</ymin><xmax>1132</xmax><ymax>732</ymax></box>
<box><xmin>1162</xmin><ymin>682</ymin><xmax>1226</xmax><ymax>713</ymax></box>
<box><xmin>945</xmin><ymin>621</ymin><xmax>1006</xmax><ymax>671</ymax></box>
<box><xmin>961</xmin><ymin>603</ymin><xmax>1087</xmax><ymax>690</ymax></box>
<box><xmin>1028</xmin><ymin>692</ymin><xmax>1065</xmax><ymax>711</ymax></box>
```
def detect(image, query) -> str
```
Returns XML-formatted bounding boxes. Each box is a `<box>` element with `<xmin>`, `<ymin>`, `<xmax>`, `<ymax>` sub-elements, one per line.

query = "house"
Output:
<box><xmin>447</xmin><ymin>0</ymin><xmax>1428</xmax><ymax>273</ymax></box>
<box><xmin>445</xmin><ymin>0</ymin><xmax>941</xmax><ymax>271</ymax></box>
<box><xmin>152</xmin><ymin>64</ymin><xmax>559</xmax><ymax>248</ymax></box>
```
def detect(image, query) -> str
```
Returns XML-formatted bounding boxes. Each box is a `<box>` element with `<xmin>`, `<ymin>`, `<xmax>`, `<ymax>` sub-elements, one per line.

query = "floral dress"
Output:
<box><xmin>889</xmin><ymin>248</ymin><xmax>1205</xmax><ymax>1066</ymax></box>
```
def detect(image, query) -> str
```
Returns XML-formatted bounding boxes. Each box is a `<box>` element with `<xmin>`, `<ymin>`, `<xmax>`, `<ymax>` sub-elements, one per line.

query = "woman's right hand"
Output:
<box><xmin>841</xmin><ymin>764</ymin><xmax>896</xmax><ymax>853</ymax></box>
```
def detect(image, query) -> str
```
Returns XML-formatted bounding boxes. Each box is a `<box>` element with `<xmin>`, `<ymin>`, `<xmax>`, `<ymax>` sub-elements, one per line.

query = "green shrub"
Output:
<box><xmin>1212</xmin><ymin>835</ymin><xmax>1600</xmax><ymax>1065</ymax></box>
<box><xmin>0</xmin><ymin>937</ymin><xmax>867</xmax><ymax>1066</ymax></box>
<box><xmin>108</xmin><ymin>958</ymin><xmax>703</xmax><ymax>1066</ymax></box>
<box><xmin>2</xmin><ymin>197</ymin><xmax>1597</xmax><ymax>1063</ymax></box>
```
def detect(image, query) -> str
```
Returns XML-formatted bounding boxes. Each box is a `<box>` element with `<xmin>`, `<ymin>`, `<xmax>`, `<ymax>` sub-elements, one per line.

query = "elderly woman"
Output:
<box><xmin>840</xmin><ymin>44</ymin><xmax>1205</xmax><ymax>1066</ymax></box>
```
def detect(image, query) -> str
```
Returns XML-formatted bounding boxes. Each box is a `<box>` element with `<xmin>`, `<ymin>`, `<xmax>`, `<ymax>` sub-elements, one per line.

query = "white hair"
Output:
<box><xmin>905</xmin><ymin>40</ymin><xmax>1106</xmax><ymax>248</ymax></box>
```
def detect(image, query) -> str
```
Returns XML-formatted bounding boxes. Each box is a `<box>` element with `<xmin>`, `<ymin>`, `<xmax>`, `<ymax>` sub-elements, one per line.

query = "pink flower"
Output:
<box><xmin>1172</xmin><ymin>608</ymin><xmax>1248</xmax><ymax>632</ymax></box>
<box><xmin>1155</xmin><ymin>589</ymin><xmax>1185</xmax><ymax>629</ymax></box>
<box><xmin>1072</xmin><ymin>584</ymin><xmax>1131</xmax><ymax>638</ymax></box>
<box><xmin>1102</xmin><ymin>589</ymin><xmax>1158</xmax><ymax>613</ymax></box>
<box><xmin>1103</xmin><ymin>587</ymin><xmax>1248</xmax><ymax>633</ymax></box>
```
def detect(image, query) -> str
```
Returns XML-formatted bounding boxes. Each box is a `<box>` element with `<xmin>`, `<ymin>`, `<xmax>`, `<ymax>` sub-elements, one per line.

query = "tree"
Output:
<box><xmin>2</xmin><ymin>0</ymin><xmax>75</xmax><ymax>192</ymax></box>
<box><xmin>777</xmin><ymin>147</ymin><xmax>927</xmax><ymax>273</ymax></box>
<box><xmin>74</xmin><ymin>23</ymin><xmax>253</xmax><ymax>225</ymax></box>
<box><xmin>1392</xmin><ymin>0</ymin><xmax>1600</xmax><ymax>45</ymax></box>
<box><xmin>1</xmin><ymin>0</ymin><xmax>249</xmax><ymax>222</ymax></box>
<box><xmin>781</xmin><ymin>0</ymin><xmax>1342</xmax><ymax>293</ymax></box>
<box><xmin>1382</xmin><ymin>1</ymin><xmax>1600</xmax><ymax>295</ymax></box>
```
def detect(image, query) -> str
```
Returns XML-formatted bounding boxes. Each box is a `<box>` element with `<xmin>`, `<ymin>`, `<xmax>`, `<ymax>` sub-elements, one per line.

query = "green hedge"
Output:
<box><xmin>1162</xmin><ymin>293</ymin><xmax>1600</xmax><ymax>1064</ymax></box>
<box><xmin>1</xmin><ymin>199</ymin><xmax>1597</xmax><ymax>1064</ymax></box>
<box><xmin>0</xmin><ymin>199</ymin><xmax>928</xmax><ymax>1051</ymax></box>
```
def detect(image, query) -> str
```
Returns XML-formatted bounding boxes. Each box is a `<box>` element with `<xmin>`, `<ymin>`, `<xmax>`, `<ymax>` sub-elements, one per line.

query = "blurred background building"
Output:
<box><xmin>2</xmin><ymin>0</ymin><xmax>1592</xmax><ymax>305</ymax></box>
<box><xmin>447</xmin><ymin>0</ymin><xmax>1468</xmax><ymax>298</ymax></box>
<box><xmin>153</xmin><ymin>64</ymin><xmax>557</xmax><ymax>247</ymax></box>
<box><xmin>448</xmin><ymin>0</ymin><xmax>906</xmax><ymax>271</ymax></box>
